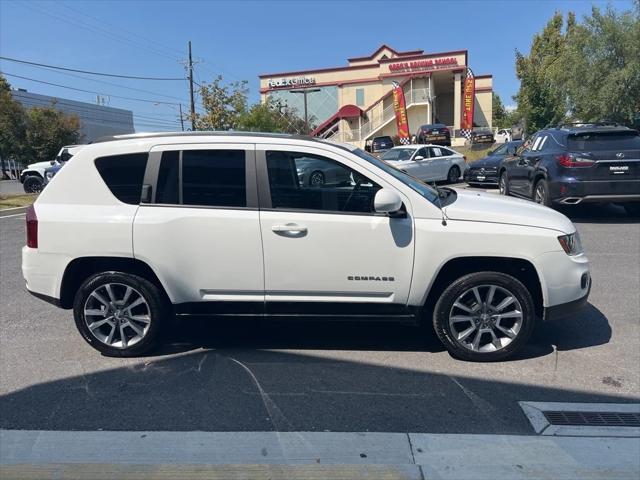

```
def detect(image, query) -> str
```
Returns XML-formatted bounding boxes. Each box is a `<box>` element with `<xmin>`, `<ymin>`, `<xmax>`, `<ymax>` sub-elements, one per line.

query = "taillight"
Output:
<box><xmin>556</xmin><ymin>154</ymin><xmax>594</xmax><ymax>168</ymax></box>
<box><xmin>463</xmin><ymin>155</ymin><xmax>467</xmax><ymax>161</ymax></box>
<box><xmin>26</xmin><ymin>204</ymin><xmax>38</xmax><ymax>248</ymax></box>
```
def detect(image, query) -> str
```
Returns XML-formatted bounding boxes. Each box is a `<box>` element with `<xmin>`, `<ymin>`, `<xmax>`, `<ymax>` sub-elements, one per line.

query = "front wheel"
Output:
<box><xmin>73</xmin><ymin>272</ymin><xmax>167</xmax><ymax>356</ymax></box>
<box><xmin>432</xmin><ymin>272</ymin><xmax>535</xmax><ymax>362</ymax></box>
<box><xmin>23</xmin><ymin>175</ymin><xmax>44</xmax><ymax>194</ymax></box>
<box><xmin>447</xmin><ymin>165</ymin><xmax>461</xmax><ymax>184</ymax></box>
<box><xmin>498</xmin><ymin>172</ymin><xmax>509</xmax><ymax>195</ymax></box>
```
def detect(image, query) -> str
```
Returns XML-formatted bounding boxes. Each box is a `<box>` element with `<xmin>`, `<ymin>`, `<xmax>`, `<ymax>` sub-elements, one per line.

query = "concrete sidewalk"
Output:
<box><xmin>2</xmin><ymin>430</ymin><xmax>639</xmax><ymax>479</ymax></box>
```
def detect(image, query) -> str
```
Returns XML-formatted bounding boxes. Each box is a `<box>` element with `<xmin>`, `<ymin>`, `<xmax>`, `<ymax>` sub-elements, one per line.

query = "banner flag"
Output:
<box><xmin>391</xmin><ymin>81</ymin><xmax>411</xmax><ymax>145</ymax></box>
<box><xmin>460</xmin><ymin>68</ymin><xmax>475</xmax><ymax>141</ymax></box>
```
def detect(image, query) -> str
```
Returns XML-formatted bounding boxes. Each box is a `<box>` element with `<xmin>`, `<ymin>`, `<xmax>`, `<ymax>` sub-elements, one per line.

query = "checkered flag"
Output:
<box><xmin>398</xmin><ymin>136</ymin><xmax>411</xmax><ymax>145</ymax></box>
<box><xmin>460</xmin><ymin>128</ymin><xmax>473</xmax><ymax>141</ymax></box>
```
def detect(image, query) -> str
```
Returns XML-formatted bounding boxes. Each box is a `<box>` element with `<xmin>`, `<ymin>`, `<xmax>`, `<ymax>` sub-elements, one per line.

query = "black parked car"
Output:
<box><xmin>364</xmin><ymin>136</ymin><xmax>394</xmax><ymax>157</ymax></box>
<box><xmin>464</xmin><ymin>140</ymin><xmax>523</xmax><ymax>187</ymax></box>
<box><xmin>470</xmin><ymin>129</ymin><xmax>495</xmax><ymax>144</ymax></box>
<box><xmin>415</xmin><ymin>123</ymin><xmax>451</xmax><ymax>146</ymax></box>
<box><xmin>499</xmin><ymin>123</ymin><xmax>640</xmax><ymax>216</ymax></box>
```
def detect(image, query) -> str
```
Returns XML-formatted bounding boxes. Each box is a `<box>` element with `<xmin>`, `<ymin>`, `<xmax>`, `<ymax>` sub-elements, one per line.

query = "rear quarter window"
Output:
<box><xmin>94</xmin><ymin>153</ymin><xmax>148</xmax><ymax>205</ymax></box>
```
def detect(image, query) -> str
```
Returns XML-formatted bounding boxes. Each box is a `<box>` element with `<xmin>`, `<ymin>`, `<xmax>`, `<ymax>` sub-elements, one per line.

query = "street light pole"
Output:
<box><xmin>289</xmin><ymin>88</ymin><xmax>321</xmax><ymax>134</ymax></box>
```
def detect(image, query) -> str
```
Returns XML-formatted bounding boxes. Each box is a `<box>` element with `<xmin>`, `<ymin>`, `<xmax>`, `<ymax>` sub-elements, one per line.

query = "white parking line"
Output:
<box><xmin>0</xmin><ymin>213</ymin><xmax>26</xmax><ymax>219</ymax></box>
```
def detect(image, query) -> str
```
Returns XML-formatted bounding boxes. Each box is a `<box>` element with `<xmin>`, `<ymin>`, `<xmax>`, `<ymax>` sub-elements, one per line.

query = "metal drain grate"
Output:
<box><xmin>543</xmin><ymin>411</ymin><xmax>640</xmax><ymax>427</ymax></box>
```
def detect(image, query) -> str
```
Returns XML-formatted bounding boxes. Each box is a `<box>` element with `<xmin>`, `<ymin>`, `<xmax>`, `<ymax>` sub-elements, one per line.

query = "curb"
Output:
<box><xmin>2</xmin><ymin>430</ymin><xmax>639</xmax><ymax>480</ymax></box>
<box><xmin>0</xmin><ymin>206</ymin><xmax>27</xmax><ymax>217</ymax></box>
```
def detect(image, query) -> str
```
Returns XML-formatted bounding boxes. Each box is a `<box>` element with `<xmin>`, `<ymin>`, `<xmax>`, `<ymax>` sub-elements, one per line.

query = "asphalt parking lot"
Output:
<box><xmin>1</xmin><ymin>194</ymin><xmax>638</xmax><ymax>434</ymax></box>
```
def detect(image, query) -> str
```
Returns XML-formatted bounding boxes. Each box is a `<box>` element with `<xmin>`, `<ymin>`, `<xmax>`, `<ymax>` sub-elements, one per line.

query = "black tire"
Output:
<box><xmin>432</xmin><ymin>272</ymin><xmax>536</xmax><ymax>362</ymax></box>
<box><xmin>309</xmin><ymin>170</ymin><xmax>325</xmax><ymax>186</ymax></box>
<box><xmin>447</xmin><ymin>165</ymin><xmax>461</xmax><ymax>184</ymax></box>
<box><xmin>73</xmin><ymin>272</ymin><xmax>168</xmax><ymax>357</ymax></box>
<box><xmin>622</xmin><ymin>203</ymin><xmax>640</xmax><ymax>217</ymax></box>
<box><xmin>533</xmin><ymin>178</ymin><xmax>552</xmax><ymax>207</ymax></box>
<box><xmin>498</xmin><ymin>171</ymin><xmax>509</xmax><ymax>196</ymax></box>
<box><xmin>23</xmin><ymin>175</ymin><xmax>44</xmax><ymax>194</ymax></box>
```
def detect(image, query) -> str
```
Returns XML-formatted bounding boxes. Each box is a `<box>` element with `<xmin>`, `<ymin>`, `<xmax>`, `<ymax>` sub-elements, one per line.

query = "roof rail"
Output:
<box><xmin>89</xmin><ymin>130</ymin><xmax>315</xmax><ymax>144</ymax></box>
<box><xmin>556</xmin><ymin>121</ymin><xmax>620</xmax><ymax>129</ymax></box>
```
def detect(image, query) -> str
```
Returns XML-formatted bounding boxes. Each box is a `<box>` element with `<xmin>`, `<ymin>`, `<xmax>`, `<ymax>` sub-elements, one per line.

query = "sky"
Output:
<box><xmin>0</xmin><ymin>0</ymin><xmax>635</xmax><ymax>132</ymax></box>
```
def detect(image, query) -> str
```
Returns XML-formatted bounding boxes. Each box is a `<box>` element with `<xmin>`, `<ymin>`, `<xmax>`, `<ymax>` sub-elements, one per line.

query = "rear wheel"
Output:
<box><xmin>73</xmin><ymin>272</ymin><xmax>167</xmax><ymax>356</ymax></box>
<box><xmin>533</xmin><ymin>179</ymin><xmax>552</xmax><ymax>207</ymax></box>
<box><xmin>447</xmin><ymin>165</ymin><xmax>461</xmax><ymax>184</ymax></box>
<box><xmin>23</xmin><ymin>175</ymin><xmax>44</xmax><ymax>193</ymax></box>
<box><xmin>432</xmin><ymin>272</ymin><xmax>535</xmax><ymax>362</ymax></box>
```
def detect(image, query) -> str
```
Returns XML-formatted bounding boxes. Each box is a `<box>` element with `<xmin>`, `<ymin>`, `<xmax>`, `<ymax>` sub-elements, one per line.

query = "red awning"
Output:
<box><xmin>311</xmin><ymin>104</ymin><xmax>364</xmax><ymax>137</ymax></box>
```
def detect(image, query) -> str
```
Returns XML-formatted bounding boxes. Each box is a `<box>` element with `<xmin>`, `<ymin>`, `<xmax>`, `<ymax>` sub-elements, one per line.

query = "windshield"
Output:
<box><xmin>492</xmin><ymin>143</ymin><xmax>509</xmax><ymax>155</ymax></box>
<box><xmin>351</xmin><ymin>148</ymin><xmax>440</xmax><ymax>206</ymax></box>
<box><xmin>381</xmin><ymin>148</ymin><xmax>415</xmax><ymax>161</ymax></box>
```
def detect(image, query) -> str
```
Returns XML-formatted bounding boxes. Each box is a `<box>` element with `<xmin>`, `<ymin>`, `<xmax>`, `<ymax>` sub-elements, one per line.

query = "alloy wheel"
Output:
<box><xmin>83</xmin><ymin>283</ymin><xmax>151</xmax><ymax>349</ymax></box>
<box><xmin>534</xmin><ymin>183</ymin><xmax>545</xmax><ymax>204</ymax></box>
<box><xmin>448</xmin><ymin>284</ymin><xmax>523</xmax><ymax>353</ymax></box>
<box><xmin>499</xmin><ymin>175</ymin><xmax>507</xmax><ymax>195</ymax></box>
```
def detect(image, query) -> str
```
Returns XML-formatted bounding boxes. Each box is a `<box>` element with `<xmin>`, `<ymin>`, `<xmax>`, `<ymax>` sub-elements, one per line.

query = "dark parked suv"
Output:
<box><xmin>415</xmin><ymin>124</ymin><xmax>451</xmax><ymax>146</ymax></box>
<box><xmin>499</xmin><ymin>123</ymin><xmax>640</xmax><ymax>215</ymax></box>
<box><xmin>364</xmin><ymin>136</ymin><xmax>394</xmax><ymax>157</ymax></box>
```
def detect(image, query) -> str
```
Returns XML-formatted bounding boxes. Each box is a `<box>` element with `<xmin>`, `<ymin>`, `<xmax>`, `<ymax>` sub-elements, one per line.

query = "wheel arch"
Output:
<box><xmin>59</xmin><ymin>256</ymin><xmax>169</xmax><ymax>309</ymax></box>
<box><xmin>423</xmin><ymin>256</ymin><xmax>544</xmax><ymax>319</ymax></box>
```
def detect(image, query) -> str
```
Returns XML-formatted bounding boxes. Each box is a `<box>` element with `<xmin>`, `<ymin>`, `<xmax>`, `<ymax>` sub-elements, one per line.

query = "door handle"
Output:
<box><xmin>272</xmin><ymin>224</ymin><xmax>308</xmax><ymax>236</ymax></box>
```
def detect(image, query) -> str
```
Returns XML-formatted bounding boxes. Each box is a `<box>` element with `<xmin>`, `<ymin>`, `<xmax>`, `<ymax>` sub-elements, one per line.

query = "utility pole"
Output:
<box><xmin>289</xmin><ymin>88</ymin><xmax>321</xmax><ymax>134</ymax></box>
<box><xmin>178</xmin><ymin>103</ymin><xmax>185</xmax><ymax>131</ymax></box>
<box><xmin>188</xmin><ymin>41</ymin><xmax>196</xmax><ymax>131</ymax></box>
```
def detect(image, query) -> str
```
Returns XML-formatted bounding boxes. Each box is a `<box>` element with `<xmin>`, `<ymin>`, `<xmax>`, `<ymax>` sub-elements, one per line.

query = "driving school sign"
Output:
<box><xmin>388</xmin><ymin>57</ymin><xmax>458</xmax><ymax>72</ymax></box>
<box><xmin>268</xmin><ymin>77</ymin><xmax>316</xmax><ymax>88</ymax></box>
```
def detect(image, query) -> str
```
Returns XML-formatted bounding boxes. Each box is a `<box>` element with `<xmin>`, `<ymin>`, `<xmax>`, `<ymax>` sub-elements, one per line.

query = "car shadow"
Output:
<box><xmin>557</xmin><ymin>203</ymin><xmax>639</xmax><ymax>224</ymax></box>
<box><xmin>151</xmin><ymin>302</ymin><xmax>611</xmax><ymax>363</ymax></box>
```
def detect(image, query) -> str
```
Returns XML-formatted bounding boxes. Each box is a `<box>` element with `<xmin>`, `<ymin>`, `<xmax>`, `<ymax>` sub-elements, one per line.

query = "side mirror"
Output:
<box><xmin>374</xmin><ymin>189</ymin><xmax>403</xmax><ymax>215</ymax></box>
<box><xmin>414</xmin><ymin>155</ymin><xmax>424</xmax><ymax>161</ymax></box>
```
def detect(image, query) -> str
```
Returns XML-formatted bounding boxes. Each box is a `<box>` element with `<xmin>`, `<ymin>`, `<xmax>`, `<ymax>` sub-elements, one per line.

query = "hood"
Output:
<box><xmin>443</xmin><ymin>190</ymin><xmax>575</xmax><ymax>233</ymax></box>
<box><xmin>470</xmin><ymin>155</ymin><xmax>503</xmax><ymax>168</ymax></box>
<box><xmin>27</xmin><ymin>160</ymin><xmax>55</xmax><ymax>169</ymax></box>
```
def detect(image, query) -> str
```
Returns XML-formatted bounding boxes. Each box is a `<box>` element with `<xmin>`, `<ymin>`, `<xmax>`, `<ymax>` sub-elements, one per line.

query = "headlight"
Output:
<box><xmin>558</xmin><ymin>232</ymin><xmax>583</xmax><ymax>255</ymax></box>
<box><xmin>45</xmin><ymin>172</ymin><xmax>54</xmax><ymax>180</ymax></box>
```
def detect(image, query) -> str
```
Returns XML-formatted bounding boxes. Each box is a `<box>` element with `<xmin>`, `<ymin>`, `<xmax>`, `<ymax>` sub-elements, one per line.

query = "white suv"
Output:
<box><xmin>22</xmin><ymin>132</ymin><xmax>591</xmax><ymax>361</ymax></box>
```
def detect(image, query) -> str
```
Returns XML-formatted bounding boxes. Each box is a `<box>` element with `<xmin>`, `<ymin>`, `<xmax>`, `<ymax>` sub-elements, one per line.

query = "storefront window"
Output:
<box><xmin>267</xmin><ymin>86</ymin><xmax>338</xmax><ymax>130</ymax></box>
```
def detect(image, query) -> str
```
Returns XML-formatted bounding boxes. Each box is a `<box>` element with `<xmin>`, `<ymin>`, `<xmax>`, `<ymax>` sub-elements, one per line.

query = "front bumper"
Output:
<box><xmin>464</xmin><ymin>170</ymin><xmax>499</xmax><ymax>185</ymax></box>
<box><xmin>543</xmin><ymin>277</ymin><xmax>591</xmax><ymax>321</ymax></box>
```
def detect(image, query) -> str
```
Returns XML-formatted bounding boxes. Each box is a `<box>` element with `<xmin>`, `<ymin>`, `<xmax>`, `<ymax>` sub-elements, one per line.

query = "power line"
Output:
<box><xmin>2</xmin><ymin>59</ymin><xmax>189</xmax><ymax>103</ymax></box>
<box><xmin>0</xmin><ymin>56</ymin><xmax>184</xmax><ymax>81</ymax></box>
<box><xmin>58</xmin><ymin>1</ymin><xmax>186</xmax><ymax>59</ymax></box>
<box><xmin>19</xmin><ymin>1</ymin><xmax>182</xmax><ymax>64</ymax></box>
<box><xmin>2</xmin><ymin>72</ymin><xmax>182</xmax><ymax>106</ymax></box>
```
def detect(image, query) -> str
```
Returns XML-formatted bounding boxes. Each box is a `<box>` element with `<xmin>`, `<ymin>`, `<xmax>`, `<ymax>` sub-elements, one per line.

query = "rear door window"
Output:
<box><xmin>568</xmin><ymin>132</ymin><xmax>640</xmax><ymax>151</ymax></box>
<box><xmin>95</xmin><ymin>153</ymin><xmax>148</xmax><ymax>205</ymax></box>
<box><xmin>182</xmin><ymin>150</ymin><xmax>246</xmax><ymax>207</ymax></box>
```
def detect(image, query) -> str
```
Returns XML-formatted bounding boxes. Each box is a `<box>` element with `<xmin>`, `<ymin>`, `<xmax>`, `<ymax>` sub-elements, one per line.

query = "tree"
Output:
<box><xmin>492</xmin><ymin>93</ymin><xmax>509</xmax><ymax>128</ymax></box>
<box><xmin>23</xmin><ymin>104</ymin><xmax>81</xmax><ymax>163</ymax></box>
<box><xmin>0</xmin><ymin>75</ymin><xmax>26</xmax><ymax>177</ymax></box>
<box><xmin>561</xmin><ymin>6</ymin><xmax>640</xmax><ymax>125</ymax></box>
<box><xmin>196</xmin><ymin>75</ymin><xmax>310</xmax><ymax>134</ymax></box>
<box><xmin>514</xmin><ymin>12</ymin><xmax>573</xmax><ymax>132</ymax></box>
<box><xmin>195</xmin><ymin>76</ymin><xmax>249</xmax><ymax>131</ymax></box>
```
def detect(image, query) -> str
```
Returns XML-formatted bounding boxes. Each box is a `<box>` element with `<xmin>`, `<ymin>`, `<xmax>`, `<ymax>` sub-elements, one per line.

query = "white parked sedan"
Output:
<box><xmin>380</xmin><ymin>144</ymin><xmax>467</xmax><ymax>183</ymax></box>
